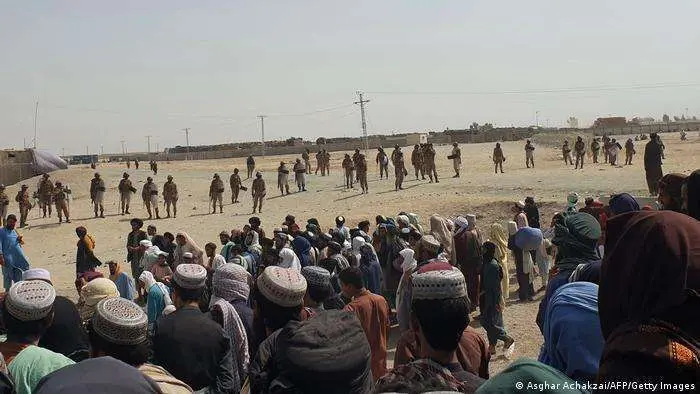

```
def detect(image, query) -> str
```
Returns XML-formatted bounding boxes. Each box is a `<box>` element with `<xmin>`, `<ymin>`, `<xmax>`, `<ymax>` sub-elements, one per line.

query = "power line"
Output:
<box><xmin>367</xmin><ymin>82</ymin><xmax>700</xmax><ymax>96</ymax></box>
<box><xmin>354</xmin><ymin>92</ymin><xmax>370</xmax><ymax>152</ymax></box>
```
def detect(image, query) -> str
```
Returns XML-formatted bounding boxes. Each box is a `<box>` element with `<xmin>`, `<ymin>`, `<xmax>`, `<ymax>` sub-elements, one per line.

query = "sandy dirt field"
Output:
<box><xmin>5</xmin><ymin>131</ymin><xmax>699</xmax><ymax>374</ymax></box>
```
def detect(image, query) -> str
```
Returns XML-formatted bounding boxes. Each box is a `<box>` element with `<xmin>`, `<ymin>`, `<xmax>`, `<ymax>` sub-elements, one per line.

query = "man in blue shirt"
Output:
<box><xmin>0</xmin><ymin>215</ymin><xmax>30</xmax><ymax>291</ymax></box>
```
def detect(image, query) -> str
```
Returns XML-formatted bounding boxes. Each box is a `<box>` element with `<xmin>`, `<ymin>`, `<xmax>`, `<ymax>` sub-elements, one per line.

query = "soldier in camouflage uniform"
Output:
<box><xmin>251</xmin><ymin>172</ymin><xmax>266</xmax><ymax>214</ymax></box>
<box><xmin>54</xmin><ymin>181</ymin><xmax>70</xmax><ymax>224</ymax></box>
<box><xmin>163</xmin><ymin>175</ymin><xmax>178</xmax><ymax>218</ymax></box>
<box><xmin>142</xmin><ymin>176</ymin><xmax>161</xmax><ymax>219</ymax></box>
<box><xmin>342</xmin><ymin>154</ymin><xmax>355</xmax><ymax>189</ymax></box>
<box><xmin>376</xmin><ymin>147</ymin><xmax>389</xmax><ymax>180</ymax></box>
<box><xmin>230</xmin><ymin>169</ymin><xmax>242</xmax><ymax>204</ymax></box>
<box><xmin>423</xmin><ymin>143</ymin><xmax>439</xmax><ymax>183</ymax></box>
<box><xmin>356</xmin><ymin>153</ymin><xmax>369</xmax><ymax>194</ymax></box>
<box><xmin>393</xmin><ymin>148</ymin><xmax>407</xmax><ymax>191</ymax></box>
<box><xmin>118</xmin><ymin>172</ymin><xmax>134</xmax><ymax>215</ymax></box>
<box><xmin>302</xmin><ymin>149</ymin><xmax>312</xmax><ymax>174</ymax></box>
<box><xmin>37</xmin><ymin>173</ymin><xmax>54</xmax><ymax>218</ymax></box>
<box><xmin>411</xmin><ymin>144</ymin><xmax>425</xmax><ymax>180</ymax></box>
<box><xmin>90</xmin><ymin>173</ymin><xmax>106</xmax><ymax>218</ymax></box>
<box><xmin>0</xmin><ymin>185</ymin><xmax>9</xmax><ymax>227</ymax></box>
<box><xmin>15</xmin><ymin>185</ymin><xmax>31</xmax><ymax>228</ymax></box>
<box><xmin>209</xmin><ymin>173</ymin><xmax>224</xmax><ymax>214</ymax></box>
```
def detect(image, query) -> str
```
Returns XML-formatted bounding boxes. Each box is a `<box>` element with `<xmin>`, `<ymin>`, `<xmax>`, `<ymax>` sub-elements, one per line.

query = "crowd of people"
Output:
<box><xmin>0</xmin><ymin>164</ymin><xmax>698</xmax><ymax>392</ymax></box>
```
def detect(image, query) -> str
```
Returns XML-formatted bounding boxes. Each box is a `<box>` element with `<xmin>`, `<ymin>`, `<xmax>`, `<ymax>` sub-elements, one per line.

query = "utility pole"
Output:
<box><xmin>258</xmin><ymin>115</ymin><xmax>267</xmax><ymax>157</ymax></box>
<box><xmin>354</xmin><ymin>91</ymin><xmax>370</xmax><ymax>152</ymax></box>
<box><xmin>146</xmin><ymin>135</ymin><xmax>152</xmax><ymax>154</ymax></box>
<box><xmin>120</xmin><ymin>140</ymin><xmax>126</xmax><ymax>155</ymax></box>
<box><xmin>535</xmin><ymin>111</ymin><xmax>540</xmax><ymax>128</ymax></box>
<box><xmin>182</xmin><ymin>128</ymin><xmax>191</xmax><ymax>160</ymax></box>
<box><xmin>155</xmin><ymin>142</ymin><xmax>159</xmax><ymax>153</ymax></box>
<box><xmin>100</xmin><ymin>145</ymin><xmax>104</xmax><ymax>155</ymax></box>
<box><xmin>33</xmin><ymin>101</ymin><xmax>39</xmax><ymax>149</ymax></box>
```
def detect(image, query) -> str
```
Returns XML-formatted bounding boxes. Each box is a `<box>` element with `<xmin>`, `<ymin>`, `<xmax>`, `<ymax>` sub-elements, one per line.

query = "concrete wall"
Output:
<box><xmin>0</xmin><ymin>150</ymin><xmax>35</xmax><ymax>186</ymax></box>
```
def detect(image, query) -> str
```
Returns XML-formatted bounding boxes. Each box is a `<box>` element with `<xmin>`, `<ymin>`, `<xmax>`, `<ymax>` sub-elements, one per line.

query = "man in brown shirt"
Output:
<box><xmin>37</xmin><ymin>173</ymin><xmax>54</xmax><ymax>218</ymax></box>
<box><xmin>341</xmin><ymin>267</ymin><xmax>389</xmax><ymax>380</ymax></box>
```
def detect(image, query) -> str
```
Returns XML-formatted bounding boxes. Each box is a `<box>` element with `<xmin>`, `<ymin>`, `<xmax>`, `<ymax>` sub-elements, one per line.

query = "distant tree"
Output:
<box><xmin>483</xmin><ymin>123</ymin><xmax>494</xmax><ymax>131</ymax></box>
<box><xmin>567</xmin><ymin>117</ymin><xmax>579</xmax><ymax>128</ymax></box>
<box><xmin>469</xmin><ymin>122</ymin><xmax>479</xmax><ymax>131</ymax></box>
<box><xmin>316</xmin><ymin>137</ymin><xmax>327</xmax><ymax>145</ymax></box>
<box><xmin>693</xmin><ymin>116</ymin><xmax>698</xmax><ymax>121</ymax></box>
<box><xmin>681</xmin><ymin>115</ymin><xmax>686</xmax><ymax>121</ymax></box>
<box><xmin>662</xmin><ymin>114</ymin><xmax>670</xmax><ymax>123</ymax></box>
<box><xmin>674</xmin><ymin>116</ymin><xmax>681</xmax><ymax>122</ymax></box>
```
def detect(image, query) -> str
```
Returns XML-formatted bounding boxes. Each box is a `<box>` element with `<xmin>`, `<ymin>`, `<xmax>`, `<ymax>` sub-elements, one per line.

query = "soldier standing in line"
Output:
<box><xmin>315</xmin><ymin>150</ymin><xmax>324</xmax><ymax>175</ymax></box>
<box><xmin>450</xmin><ymin>142</ymin><xmax>462</xmax><ymax>178</ymax></box>
<box><xmin>142</xmin><ymin>176</ymin><xmax>161</xmax><ymax>219</ymax></box>
<box><xmin>376</xmin><ymin>147</ymin><xmax>389</xmax><ymax>180</ymax></box>
<box><xmin>423</xmin><ymin>143</ymin><xmax>439</xmax><ymax>183</ymax></box>
<box><xmin>525</xmin><ymin>140</ymin><xmax>535</xmax><ymax>168</ymax></box>
<box><xmin>356</xmin><ymin>153</ymin><xmax>369</xmax><ymax>194</ymax></box>
<box><xmin>15</xmin><ymin>185</ymin><xmax>31</xmax><ymax>228</ymax></box>
<box><xmin>209</xmin><ymin>173</ymin><xmax>224</xmax><ymax>214</ymax></box>
<box><xmin>90</xmin><ymin>173</ymin><xmax>106</xmax><ymax>218</ymax></box>
<box><xmin>53</xmin><ymin>181</ymin><xmax>70</xmax><ymax>224</ymax></box>
<box><xmin>152</xmin><ymin>160</ymin><xmax>158</xmax><ymax>175</ymax></box>
<box><xmin>602</xmin><ymin>135</ymin><xmax>611</xmax><ymax>164</ymax></box>
<box><xmin>246</xmin><ymin>155</ymin><xmax>256</xmax><ymax>179</ymax></box>
<box><xmin>118</xmin><ymin>172</ymin><xmax>134</xmax><ymax>215</ymax></box>
<box><xmin>163</xmin><ymin>175</ymin><xmax>178</xmax><ymax>218</ymax></box>
<box><xmin>293</xmin><ymin>158</ymin><xmax>307</xmax><ymax>192</ymax></box>
<box><xmin>323</xmin><ymin>150</ymin><xmax>331</xmax><ymax>175</ymax></box>
<box><xmin>352</xmin><ymin>148</ymin><xmax>361</xmax><ymax>181</ymax></box>
<box><xmin>411</xmin><ymin>144</ymin><xmax>425</xmax><ymax>180</ymax></box>
<box><xmin>134</xmin><ymin>159</ymin><xmax>140</xmax><ymax>169</ymax></box>
<box><xmin>493</xmin><ymin>143</ymin><xmax>506</xmax><ymax>174</ymax></box>
<box><xmin>591</xmin><ymin>138</ymin><xmax>601</xmax><ymax>163</ymax></box>
<box><xmin>0</xmin><ymin>185</ymin><xmax>9</xmax><ymax>227</ymax></box>
<box><xmin>393</xmin><ymin>149</ymin><xmax>407</xmax><ymax>191</ymax></box>
<box><xmin>277</xmin><ymin>161</ymin><xmax>291</xmax><ymax>196</ymax></box>
<box><xmin>342</xmin><ymin>154</ymin><xmax>355</xmax><ymax>189</ymax></box>
<box><xmin>574</xmin><ymin>136</ymin><xmax>586</xmax><ymax>169</ymax></box>
<box><xmin>37</xmin><ymin>173</ymin><xmax>54</xmax><ymax>218</ymax></box>
<box><xmin>126</xmin><ymin>159</ymin><xmax>131</xmax><ymax>169</ymax></box>
<box><xmin>624</xmin><ymin>138</ymin><xmax>636</xmax><ymax>165</ymax></box>
<box><xmin>562</xmin><ymin>140</ymin><xmax>573</xmax><ymax>165</ymax></box>
<box><xmin>230</xmin><ymin>169</ymin><xmax>242</xmax><ymax>204</ymax></box>
<box><xmin>302</xmin><ymin>149</ymin><xmax>312</xmax><ymax>174</ymax></box>
<box><xmin>252</xmin><ymin>172</ymin><xmax>266</xmax><ymax>214</ymax></box>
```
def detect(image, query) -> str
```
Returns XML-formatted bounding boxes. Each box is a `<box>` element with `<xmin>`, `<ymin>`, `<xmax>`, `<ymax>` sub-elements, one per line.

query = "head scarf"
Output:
<box><xmin>608</xmin><ymin>193</ymin><xmax>640</xmax><ymax>216</ymax></box>
<box><xmin>352</xmin><ymin>236</ymin><xmax>365</xmax><ymax>266</ymax></box>
<box><xmin>551</xmin><ymin>212</ymin><xmax>601</xmax><ymax>273</ymax></box>
<box><xmin>173</xmin><ymin>232</ymin><xmax>204</xmax><ymax>267</ymax></box>
<box><xmin>77</xmin><ymin>278</ymin><xmax>119</xmax><ymax>322</ymax></box>
<box><xmin>489</xmin><ymin>223</ymin><xmax>509</xmax><ymax>263</ymax></box>
<box><xmin>658</xmin><ymin>173</ymin><xmax>688</xmax><ymax>212</ymax></box>
<box><xmin>686</xmin><ymin>170</ymin><xmax>700</xmax><ymax>220</ymax></box>
<box><xmin>76</xmin><ymin>227</ymin><xmax>95</xmax><ymax>251</ymax></box>
<box><xmin>245</xmin><ymin>230</ymin><xmax>262</xmax><ymax>255</ymax></box>
<box><xmin>210</xmin><ymin>265</ymin><xmax>250</xmax><ymax>379</ymax></box>
<box><xmin>8</xmin><ymin>346</ymin><xmax>74</xmax><ymax>394</ymax></box>
<box><xmin>476</xmin><ymin>359</ymin><xmax>582</xmax><ymax>393</ymax></box>
<box><xmin>453</xmin><ymin>216</ymin><xmax>469</xmax><ymax>236</ymax></box>
<box><xmin>538</xmin><ymin>282</ymin><xmax>604</xmax><ymax>383</ymax></box>
<box><xmin>108</xmin><ymin>261</ymin><xmax>123</xmax><ymax>283</ymax></box>
<box><xmin>396</xmin><ymin>215</ymin><xmax>410</xmax><ymax>228</ymax></box>
<box><xmin>600</xmin><ymin>211</ymin><xmax>700</xmax><ymax>338</ymax></box>
<box><xmin>429</xmin><ymin>214</ymin><xmax>454</xmax><ymax>258</ymax></box>
<box><xmin>278</xmin><ymin>248</ymin><xmax>302</xmax><ymax>272</ymax></box>
<box><xmin>292</xmin><ymin>236</ymin><xmax>313</xmax><ymax>267</ymax></box>
<box><xmin>139</xmin><ymin>271</ymin><xmax>172</xmax><ymax>307</ymax></box>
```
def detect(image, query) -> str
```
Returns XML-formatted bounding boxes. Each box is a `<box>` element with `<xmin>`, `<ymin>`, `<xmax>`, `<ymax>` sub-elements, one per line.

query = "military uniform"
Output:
<box><xmin>376</xmin><ymin>149</ymin><xmax>389</xmax><ymax>179</ymax></box>
<box><xmin>90</xmin><ymin>174</ymin><xmax>106</xmax><ymax>218</ymax></box>
<box><xmin>451</xmin><ymin>144</ymin><xmax>462</xmax><ymax>177</ymax></box>
<box><xmin>142</xmin><ymin>179</ymin><xmax>161</xmax><ymax>219</ymax></box>
<box><xmin>302</xmin><ymin>150</ymin><xmax>311</xmax><ymax>174</ymax></box>
<box><xmin>574</xmin><ymin>138</ymin><xmax>586</xmax><ymax>169</ymax></box>
<box><xmin>323</xmin><ymin>151</ymin><xmax>331</xmax><ymax>175</ymax></box>
<box><xmin>229</xmin><ymin>171</ymin><xmax>241</xmax><ymax>203</ymax></box>
<box><xmin>37</xmin><ymin>175</ymin><xmax>54</xmax><ymax>218</ymax></box>
<box><xmin>624</xmin><ymin>139</ymin><xmax>635</xmax><ymax>165</ymax></box>
<box><xmin>591</xmin><ymin>139</ymin><xmax>601</xmax><ymax>163</ymax></box>
<box><xmin>293</xmin><ymin>160</ymin><xmax>307</xmax><ymax>191</ymax></box>
<box><xmin>562</xmin><ymin>142</ymin><xmax>573</xmax><ymax>165</ymax></box>
<box><xmin>352</xmin><ymin>150</ymin><xmax>361</xmax><ymax>181</ymax></box>
<box><xmin>209</xmin><ymin>175</ymin><xmax>224</xmax><ymax>214</ymax></box>
<box><xmin>525</xmin><ymin>141</ymin><xmax>535</xmax><ymax>168</ymax></box>
<box><xmin>246</xmin><ymin>156</ymin><xmax>256</xmax><ymax>179</ymax></box>
<box><xmin>251</xmin><ymin>174</ymin><xmax>266</xmax><ymax>213</ymax></box>
<box><xmin>315</xmin><ymin>151</ymin><xmax>325</xmax><ymax>175</ymax></box>
<box><xmin>277</xmin><ymin>163</ymin><xmax>290</xmax><ymax>195</ymax></box>
<box><xmin>163</xmin><ymin>177</ymin><xmax>178</xmax><ymax>218</ymax></box>
<box><xmin>392</xmin><ymin>150</ymin><xmax>407</xmax><ymax>191</ymax></box>
<box><xmin>493</xmin><ymin>144</ymin><xmax>505</xmax><ymax>174</ymax></box>
<box><xmin>118</xmin><ymin>175</ymin><xmax>134</xmax><ymax>215</ymax></box>
<box><xmin>54</xmin><ymin>183</ymin><xmax>70</xmax><ymax>223</ymax></box>
<box><xmin>411</xmin><ymin>145</ymin><xmax>425</xmax><ymax>180</ymax></box>
<box><xmin>356</xmin><ymin>154</ymin><xmax>369</xmax><ymax>194</ymax></box>
<box><xmin>0</xmin><ymin>186</ymin><xmax>9</xmax><ymax>227</ymax></box>
<box><xmin>15</xmin><ymin>186</ymin><xmax>31</xmax><ymax>227</ymax></box>
<box><xmin>342</xmin><ymin>155</ymin><xmax>355</xmax><ymax>189</ymax></box>
<box><xmin>602</xmin><ymin>136</ymin><xmax>611</xmax><ymax>163</ymax></box>
<box><xmin>423</xmin><ymin>144</ymin><xmax>438</xmax><ymax>183</ymax></box>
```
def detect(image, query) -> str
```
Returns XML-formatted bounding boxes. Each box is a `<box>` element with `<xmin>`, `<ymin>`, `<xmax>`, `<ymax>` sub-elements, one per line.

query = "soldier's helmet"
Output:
<box><xmin>55</xmin><ymin>182</ymin><xmax>62</xmax><ymax>187</ymax></box>
<box><xmin>414</xmin><ymin>144</ymin><xmax>419</xmax><ymax>149</ymax></box>
<box><xmin>21</xmin><ymin>184</ymin><xmax>28</xmax><ymax>189</ymax></box>
<box><xmin>123</xmin><ymin>172</ymin><xmax>129</xmax><ymax>178</ymax></box>
<box><xmin>213</xmin><ymin>173</ymin><xmax>219</xmax><ymax>178</ymax></box>
<box><xmin>394</xmin><ymin>144</ymin><xmax>400</xmax><ymax>149</ymax></box>
<box><xmin>256</xmin><ymin>172</ymin><xmax>262</xmax><ymax>178</ymax></box>
<box><xmin>167</xmin><ymin>175</ymin><xmax>173</xmax><ymax>180</ymax></box>
<box><xmin>453</xmin><ymin>143</ymin><xmax>458</xmax><ymax>147</ymax></box>
<box><xmin>43</xmin><ymin>173</ymin><xmax>49</xmax><ymax>179</ymax></box>
<box><xmin>147</xmin><ymin>177</ymin><xmax>153</xmax><ymax>182</ymax></box>
<box><xmin>0</xmin><ymin>184</ymin><xmax>5</xmax><ymax>190</ymax></box>
<box><xmin>94</xmin><ymin>173</ymin><xmax>100</xmax><ymax>178</ymax></box>
<box><xmin>233</xmin><ymin>168</ymin><xmax>239</xmax><ymax>173</ymax></box>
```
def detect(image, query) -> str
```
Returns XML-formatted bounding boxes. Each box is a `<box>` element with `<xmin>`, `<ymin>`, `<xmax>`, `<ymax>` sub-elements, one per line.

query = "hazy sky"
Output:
<box><xmin>2</xmin><ymin>1</ymin><xmax>699</xmax><ymax>155</ymax></box>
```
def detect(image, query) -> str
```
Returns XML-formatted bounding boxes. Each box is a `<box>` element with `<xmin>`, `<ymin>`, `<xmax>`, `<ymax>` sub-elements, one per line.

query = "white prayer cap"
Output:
<box><xmin>22</xmin><ymin>268</ymin><xmax>52</xmax><ymax>283</ymax></box>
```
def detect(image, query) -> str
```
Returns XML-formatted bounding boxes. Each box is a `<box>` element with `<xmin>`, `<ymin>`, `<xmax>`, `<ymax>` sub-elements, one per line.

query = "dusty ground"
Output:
<box><xmin>6</xmin><ymin>131</ymin><xmax>699</xmax><ymax>374</ymax></box>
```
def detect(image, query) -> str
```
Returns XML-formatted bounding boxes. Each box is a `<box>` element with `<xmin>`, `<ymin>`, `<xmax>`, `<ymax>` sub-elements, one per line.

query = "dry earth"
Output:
<box><xmin>5</xmin><ymin>131</ymin><xmax>700</xmax><ymax>374</ymax></box>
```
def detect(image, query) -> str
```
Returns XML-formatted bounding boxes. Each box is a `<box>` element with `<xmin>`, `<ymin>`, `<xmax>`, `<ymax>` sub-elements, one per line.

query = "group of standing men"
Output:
<box><xmin>116</xmin><ymin>173</ymin><xmax>179</xmax><ymax>219</ymax></box>
<box><xmin>341</xmin><ymin>149</ymin><xmax>370</xmax><ymax>193</ymax></box>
